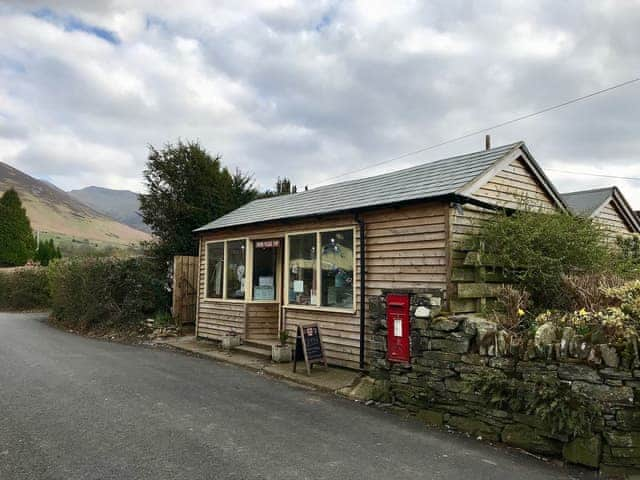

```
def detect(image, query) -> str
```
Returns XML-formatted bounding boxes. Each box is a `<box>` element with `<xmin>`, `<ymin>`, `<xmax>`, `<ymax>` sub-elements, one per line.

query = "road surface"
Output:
<box><xmin>0</xmin><ymin>312</ymin><xmax>594</xmax><ymax>479</ymax></box>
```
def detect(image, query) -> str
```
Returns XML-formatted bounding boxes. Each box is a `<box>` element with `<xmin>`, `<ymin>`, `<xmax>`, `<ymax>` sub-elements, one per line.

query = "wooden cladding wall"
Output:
<box><xmin>245</xmin><ymin>303</ymin><xmax>279</xmax><ymax>340</ymax></box>
<box><xmin>195</xmin><ymin>202</ymin><xmax>451</xmax><ymax>369</ymax></box>
<box><xmin>596</xmin><ymin>201</ymin><xmax>634</xmax><ymax>240</ymax></box>
<box><xmin>197</xmin><ymin>300</ymin><xmax>246</xmax><ymax>338</ymax></box>
<box><xmin>472</xmin><ymin>156</ymin><xmax>556</xmax><ymax>212</ymax></box>
<box><xmin>361</xmin><ymin>202</ymin><xmax>449</xmax><ymax>296</ymax></box>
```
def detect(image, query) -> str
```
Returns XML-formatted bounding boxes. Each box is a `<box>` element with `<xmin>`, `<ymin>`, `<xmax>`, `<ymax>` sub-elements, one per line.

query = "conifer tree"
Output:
<box><xmin>0</xmin><ymin>189</ymin><xmax>36</xmax><ymax>266</ymax></box>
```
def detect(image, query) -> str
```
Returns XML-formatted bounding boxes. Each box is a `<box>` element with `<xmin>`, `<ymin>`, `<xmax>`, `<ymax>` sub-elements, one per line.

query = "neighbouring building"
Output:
<box><xmin>193</xmin><ymin>141</ymin><xmax>570</xmax><ymax>369</ymax></box>
<box><xmin>561</xmin><ymin>186</ymin><xmax>640</xmax><ymax>239</ymax></box>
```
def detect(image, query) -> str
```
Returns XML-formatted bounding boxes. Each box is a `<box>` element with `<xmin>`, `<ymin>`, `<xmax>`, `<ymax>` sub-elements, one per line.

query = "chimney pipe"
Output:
<box><xmin>485</xmin><ymin>135</ymin><xmax>491</xmax><ymax>150</ymax></box>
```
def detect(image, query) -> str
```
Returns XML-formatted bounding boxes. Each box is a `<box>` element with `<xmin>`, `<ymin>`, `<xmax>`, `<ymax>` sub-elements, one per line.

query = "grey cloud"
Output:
<box><xmin>0</xmin><ymin>1</ymin><xmax>639</xmax><ymax>206</ymax></box>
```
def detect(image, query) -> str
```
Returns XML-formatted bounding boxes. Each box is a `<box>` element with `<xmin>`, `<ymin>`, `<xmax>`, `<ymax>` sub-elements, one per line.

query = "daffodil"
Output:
<box><xmin>578</xmin><ymin>308</ymin><xmax>587</xmax><ymax>316</ymax></box>
<box><xmin>517</xmin><ymin>308</ymin><xmax>525</xmax><ymax>317</ymax></box>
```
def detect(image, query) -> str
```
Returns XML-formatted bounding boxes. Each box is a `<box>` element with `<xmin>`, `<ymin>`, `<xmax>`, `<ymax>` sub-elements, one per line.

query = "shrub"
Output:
<box><xmin>612</xmin><ymin>234</ymin><xmax>640</xmax><ymax>277</ymax></box>
<box><xmin>560</xmin><ymin>273</ymin><xmax>624</xmax><ymax>312</ymax></box>
<box><xmin>477</xmin><ymin>210</ymin><xmax>609</xmax><ymax>310</ymax></box>
<box><xmin>0</xmin><ymin>268</ymin><xmax>50</xmax><ymax>310</ymax></box>
<box><xmin>490</xmin><ymin>285</ymin><xmax>529</xmax><ymax>331</ymax></box>
<box><xmin>48</xmin><ymin>257</ymin><xmax>169</xmax><ymax>331</ymax></box>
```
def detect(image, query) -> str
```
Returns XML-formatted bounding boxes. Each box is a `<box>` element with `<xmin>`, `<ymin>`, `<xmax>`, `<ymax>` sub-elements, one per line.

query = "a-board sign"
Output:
<box><xmin>293</xmin><ymin>323</ymin><xmax>328</xmax><ymax>375</ymax></box>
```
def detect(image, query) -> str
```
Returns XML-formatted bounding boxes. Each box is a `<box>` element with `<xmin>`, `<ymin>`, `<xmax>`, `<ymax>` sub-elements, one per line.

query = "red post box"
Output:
<box><xmin>386</xmin><ymin>293</ymin><xmax>410</xmax><ymax>363</ymax></box>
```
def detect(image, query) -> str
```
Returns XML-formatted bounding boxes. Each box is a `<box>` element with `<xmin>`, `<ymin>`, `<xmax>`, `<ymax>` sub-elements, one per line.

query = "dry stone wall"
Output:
<box><xmin>368</xmin><ymin>292</ymin><xmax>640</xmax><ymax>477</ymax></box>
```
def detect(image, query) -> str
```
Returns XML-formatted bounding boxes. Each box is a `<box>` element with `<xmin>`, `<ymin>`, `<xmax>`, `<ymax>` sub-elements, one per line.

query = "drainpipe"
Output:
<box><xmin>355</xmin><ymin>213</ymin><xmax>366</xmax><ymax>370</ymax></box>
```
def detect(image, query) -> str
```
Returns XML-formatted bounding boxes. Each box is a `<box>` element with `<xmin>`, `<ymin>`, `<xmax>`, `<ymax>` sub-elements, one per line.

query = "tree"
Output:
<box><xmin>262</xmin><ymin>177</ymin><xmax>298</xmax><ymax>197</ymax></box>
<box><xmin>35</xmin><ymin>238</ymin><xmax>62</xmax><ymax>266</ymax></box>
<box><xmin>139</xmin><ymin>140</ymin><xmax>258</xmax><ymax>265</ymax></box>
<box><xmin>0</xmin><ymin>189</ymin><xmax>36</xmax><ymax>266</ymax></box>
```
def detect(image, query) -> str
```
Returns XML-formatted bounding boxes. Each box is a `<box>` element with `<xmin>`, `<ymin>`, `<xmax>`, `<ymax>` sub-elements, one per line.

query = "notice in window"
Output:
<box><xmin>293</xmin><ymin>280</ymin><xmax>304</xmax><ymax>293</ymax></box>
<box><xmin>394</xmin><ymin>318</ymin><xmax>403</xmax><ymax>337</ymax></box>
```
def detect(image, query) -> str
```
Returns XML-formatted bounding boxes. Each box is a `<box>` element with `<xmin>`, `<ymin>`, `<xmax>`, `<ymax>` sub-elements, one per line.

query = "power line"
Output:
<box><xmin>313</xmin><ymin>76</ymin><xmax>640</xmax><ymax>187</ymax></box>
<box><xmin>546</xmin><ymin>168</ymin><xmax>640</xmax><ymax>182</ymax></box>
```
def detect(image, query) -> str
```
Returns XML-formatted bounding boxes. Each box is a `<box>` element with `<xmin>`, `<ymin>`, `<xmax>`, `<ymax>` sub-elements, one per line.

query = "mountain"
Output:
<box><xmin>67</xmin><ymin>186</ymin><xmax>150</xmax><ymax>233</ymax></box>
<box><xmin>0</xmin><ymin>161</ymin><xmax>150</xmax><ymax>247</ymax></box>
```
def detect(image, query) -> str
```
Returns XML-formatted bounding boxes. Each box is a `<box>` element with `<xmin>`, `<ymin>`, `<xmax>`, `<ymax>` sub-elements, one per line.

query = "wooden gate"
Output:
<box><xmin>172</xmin><ymin>255</ymin><xmax>198</xmax><ymax>327</ymax></box>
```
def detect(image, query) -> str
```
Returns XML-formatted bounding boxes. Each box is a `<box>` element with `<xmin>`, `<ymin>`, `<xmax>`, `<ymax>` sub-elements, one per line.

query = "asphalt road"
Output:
<box><xmin>0</xmin><ymin>312</ymin><xmax>595</xmax><ymax>480</ymax></box>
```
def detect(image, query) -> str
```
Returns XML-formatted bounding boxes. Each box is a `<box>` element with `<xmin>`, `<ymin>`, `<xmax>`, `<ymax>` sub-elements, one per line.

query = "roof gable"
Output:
<box><xmin>456</xmin><ymin>144</ymin><xmax>566</xmax><ymax>212</ymax></box>
<box><xmin>561</xmin><ymin>187</ymin><xmax>640</xmax><ymax>233</ymax></box>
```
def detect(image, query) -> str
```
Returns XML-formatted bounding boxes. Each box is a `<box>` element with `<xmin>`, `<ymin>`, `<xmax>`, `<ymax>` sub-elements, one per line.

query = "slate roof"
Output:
<box><xmin>561</xmin><ymin>187</ymin><xmax>615</xmax><ymax>216</ymax></box>
<box><xmin>195</xmin><ymin>142</ymin><xmax>524</xmax><ymax>232</ymax></box>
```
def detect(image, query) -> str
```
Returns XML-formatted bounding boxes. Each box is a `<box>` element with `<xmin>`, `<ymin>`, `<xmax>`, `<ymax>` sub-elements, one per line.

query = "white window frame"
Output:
<box><xmin>204</xmin><ymin>237</ymin><xmax>249</xmax><ymax>303</ymax></box>
<box><xmin>284</xmin><ymin>226</ymin><xmax>356</xmax><ymax>313</ymax></box>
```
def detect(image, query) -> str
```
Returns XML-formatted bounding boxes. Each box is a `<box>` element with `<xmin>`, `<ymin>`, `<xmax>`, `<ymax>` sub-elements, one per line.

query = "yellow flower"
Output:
<box><xmin>517</xmin><ymin>308</ymin><xmax>525</xmax><ymax>317</ymax></box>
<box><xmin>578</xmin><ymin>308</ymin><xmax>587</xmax><ymax>316</ymax></box>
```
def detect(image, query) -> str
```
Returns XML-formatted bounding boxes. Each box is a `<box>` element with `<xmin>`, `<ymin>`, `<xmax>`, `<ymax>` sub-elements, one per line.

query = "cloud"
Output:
<box><xmin>0</xmin><ymin>0</ymin><xmax>638</xmax><ymax>208</ymax></box>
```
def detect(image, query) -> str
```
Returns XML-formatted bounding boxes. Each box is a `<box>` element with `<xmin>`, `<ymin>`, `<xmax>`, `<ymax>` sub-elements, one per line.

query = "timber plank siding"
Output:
<box><xmin>195</xmin><ymin>202</ymin><xmax>450</xmax><ymax>369</ymax></box>
<box><xmin>596</xmin><ymin>201</ymin><xmax>635</xmax><ymax>240</ymax></box>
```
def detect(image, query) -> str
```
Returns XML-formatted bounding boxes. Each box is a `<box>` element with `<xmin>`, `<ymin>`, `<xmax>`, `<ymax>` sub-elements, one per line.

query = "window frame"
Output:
<box><xmin>204</xmin><ymin>240</ymin><xmax>225</xmax><ymax>299</ymax></box>
<box><xmin>284</xmin><ymin>226</ymin><xmax>356</xmax><ymax>313</ymax></box>
<box><xmin>203</xmin><ymin>237</ymin><xmax>249</xmax><ymax>303</ymax></box>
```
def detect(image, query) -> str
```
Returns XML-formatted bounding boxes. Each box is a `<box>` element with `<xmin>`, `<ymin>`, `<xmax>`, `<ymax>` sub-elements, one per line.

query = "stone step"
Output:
<box><xmin>234</xmin><ymin>343</ymin><xmax>272</xmax><ymax>359</ymax></box>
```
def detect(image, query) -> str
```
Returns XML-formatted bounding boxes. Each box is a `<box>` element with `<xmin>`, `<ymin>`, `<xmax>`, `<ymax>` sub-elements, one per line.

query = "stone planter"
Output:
<box><xmin>272</xmin><ymin>344</ymin><xmax>292</xmax><ymax>363</ymax></box>
<box><xmin>222</xmin><ymin>334</ymin><xmax>241</xmax><ymax>350</ymax></box>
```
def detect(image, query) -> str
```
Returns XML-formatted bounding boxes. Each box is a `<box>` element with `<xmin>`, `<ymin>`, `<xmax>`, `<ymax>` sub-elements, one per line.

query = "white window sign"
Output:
<box><xmin>394</xmin><ymin>318</ymin><xmax>403</xmax><ymax>337</ymax></box>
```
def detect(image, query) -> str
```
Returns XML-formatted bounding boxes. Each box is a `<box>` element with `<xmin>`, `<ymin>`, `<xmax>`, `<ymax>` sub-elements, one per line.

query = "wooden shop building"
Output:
<box><xmin>193</xmin><ymin>141</ymin><xmax>575</xmax><ymax>370</ymax></box>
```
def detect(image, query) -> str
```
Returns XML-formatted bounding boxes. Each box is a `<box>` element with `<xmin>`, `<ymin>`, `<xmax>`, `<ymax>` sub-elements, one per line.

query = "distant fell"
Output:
<box><xmin>67</xmin><ymin>186</ymin><xmax>150</xmax><ymax>233</ymax></box>
<box><xmin>0</xmin><ymin>161</ymin><xmax>150</xmax><ymax>246</ymax></box>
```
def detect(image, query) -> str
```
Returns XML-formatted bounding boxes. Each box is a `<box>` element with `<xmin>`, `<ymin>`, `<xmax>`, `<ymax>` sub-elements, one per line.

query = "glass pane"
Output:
<box><xmin>226</xmin><ymin>240</ymin><xmax>247</xmax><ymax>299</ymax></box>
<box><xmin>253</xmin><ymin>240</ymin><xmax>278</xmax><ymax>301</ymax></box>
<box><xmin>320</xmin><ymin>229</ymin><xmax>354</xmax><ymax>309</ymax></box>
<box><xmin>206</xmin><ymin>242</ymin><xmax>224</xmax><ymax>299</ymax></box>
<box><xmin>288</xmin><ymin>233</ymin><xmax>317</xmax><ymax>305</ymax></box>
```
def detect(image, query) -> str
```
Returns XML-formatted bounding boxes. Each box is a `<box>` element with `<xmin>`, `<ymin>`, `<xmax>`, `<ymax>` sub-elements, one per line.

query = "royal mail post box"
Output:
<box><xmin>386</xmin><ymin>293</ymin><xmax>410</xmax><ymax>362</ymax></box>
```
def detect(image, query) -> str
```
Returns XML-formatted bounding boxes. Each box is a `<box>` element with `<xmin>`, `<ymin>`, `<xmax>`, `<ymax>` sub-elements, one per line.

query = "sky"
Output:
<box><xmin>0</xmin><ymin>1</ymin><xmax>639</xmax><ymax>207</ymax></box>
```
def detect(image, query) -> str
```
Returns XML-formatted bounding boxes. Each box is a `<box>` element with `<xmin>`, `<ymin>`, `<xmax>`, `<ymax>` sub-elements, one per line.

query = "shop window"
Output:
<box><xmin>226</xmin><ymin>240</ymin><xmax>247</xmax><ymax>299</ymax></box>
<box><xmin>320</xmin><ymin>230</ymin><xmax>354</xmax><ymax>308</ymax></box>
<box><xmin>288</xmin><ymin>233</ymin><xmax>317</xmax><ymax>305</ymax></box>
<box><xmin>206</xmin><ymin>242</ymin><xmax>224</xmax><ymax>299</ymax></box>
<box><xmin>253</xmin><ymin>239</ymin><xmax>279</xmax><ymax>301</ymax></box>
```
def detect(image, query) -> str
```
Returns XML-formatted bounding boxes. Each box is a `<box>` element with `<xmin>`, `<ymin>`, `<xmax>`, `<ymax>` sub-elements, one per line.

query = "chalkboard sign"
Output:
<box><xmin>293</xmin><ymin>323</ymin><xmax>328</xmax><ymax>375</ymax></box>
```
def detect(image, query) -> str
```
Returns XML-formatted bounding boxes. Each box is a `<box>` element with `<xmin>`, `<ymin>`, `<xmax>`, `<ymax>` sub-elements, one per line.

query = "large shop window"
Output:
<box><xmin>287</xmin><ymin>228</ymin><xmax>354</xmax><ymax>309</ymax></box>
<box><xmin>226</xmin><ymin>240</ymin><xmax>247</xmax><ymax>299</ymax></box>
<box><xmin>320</xmin><ymin>230</ymin><xmax>354</xmax><ymax>309</ymax></box>
<box><xmin>206</xmin><ymin>242</ymin><xmax>224</xmax><ymax>299</ymax></box>
<box><xmin>288</xmin><ymin>233</ymin><xmax>317</xmax><ymax>305</ymax></box>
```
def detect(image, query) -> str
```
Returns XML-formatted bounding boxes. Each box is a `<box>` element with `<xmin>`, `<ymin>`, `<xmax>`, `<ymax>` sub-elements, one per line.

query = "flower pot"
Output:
<box><xmin>272</xmin><ymin>344</ymin><xmax>292</xmax><ymax>363</ymax></box>
<box><xmin>222</xmin><ymin>335</ymin><xmax>241</xmax><ymax>349</ymax></box>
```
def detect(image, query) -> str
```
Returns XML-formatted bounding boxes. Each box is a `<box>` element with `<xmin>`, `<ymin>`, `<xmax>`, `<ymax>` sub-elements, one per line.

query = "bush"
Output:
<box><xmin>477</xmin><ymin>210</ymin><xmax>609</xmax><ymax>310</ymax></box>
<box><xmin>560</xmin><ymin>273</ymin><xmax>624</xmax><ymax>312</ymax></box>
<box><xmin>612</xmin><ymin>234</ymin><xmax>640</xmax><ymax>277</ymax></box>
<box><xmin>48</xmin><ymin>257</ymin><xmax>169</xmax><ymax>331</ymax></box>
<box><xmin>0</xmin><ymin>268</ymin><xmax>50</xmax><ymax>310</ymax></box>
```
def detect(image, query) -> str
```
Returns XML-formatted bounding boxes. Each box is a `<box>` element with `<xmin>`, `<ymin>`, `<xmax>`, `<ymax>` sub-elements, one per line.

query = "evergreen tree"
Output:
<box><xmin>35</xmin><ymin>238</ymin><xmax>62</xmax><ymax>266</ymax></box>
<box><xmin>0</xmin><ymin>189</ymin><xmax>36</xmax><ymax>266</ymax></box>
<box><xmin>139</xmin><ymin>140</ymin><xmax>258</xmax><ymax>266</ymax></box>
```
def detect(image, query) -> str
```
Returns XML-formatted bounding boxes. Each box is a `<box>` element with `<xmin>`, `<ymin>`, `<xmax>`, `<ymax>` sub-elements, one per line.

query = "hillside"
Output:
<box><xmin>68</xmin><ymin>186</ymin><xmax>150</xmax><ymax>233</ymax></box>
<box><xmin>0</xmin><ymin>161</ymin><xmax>150</xmax><ymax>246</ymax></box>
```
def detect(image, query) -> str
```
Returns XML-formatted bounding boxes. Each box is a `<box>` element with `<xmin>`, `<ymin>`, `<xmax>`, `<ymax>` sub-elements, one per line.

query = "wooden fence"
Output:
<box><xmin>172</xmin><ymin>255</ymin><xmax>198</xmax><ymax>326</ymax></box>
